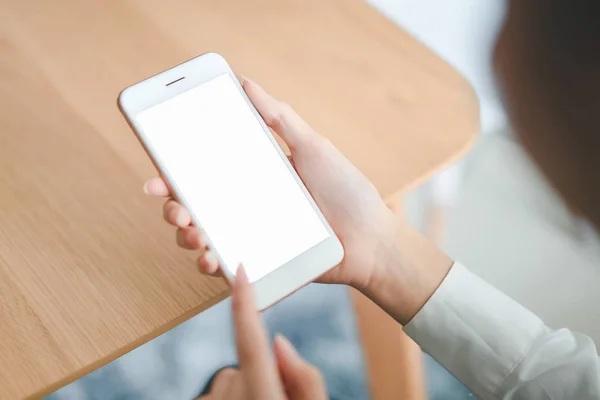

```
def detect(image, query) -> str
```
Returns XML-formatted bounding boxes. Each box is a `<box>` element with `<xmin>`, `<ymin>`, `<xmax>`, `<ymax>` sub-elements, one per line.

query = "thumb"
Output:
<box><xmin>274</xmin><ymin>335</ymin><xmax>327</xmax><ymax>400</ymax></box>
<box><xmin>242</xmin><ymin>78</ymin><xmax>316</xmax><ymax>153</ymax></box>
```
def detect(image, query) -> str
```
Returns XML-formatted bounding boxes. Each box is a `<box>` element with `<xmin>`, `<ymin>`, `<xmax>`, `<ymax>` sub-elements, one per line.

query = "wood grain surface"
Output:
<box><xmin>0</xmin><ymin>0</ymin><xmax>478</xmax><ymax>398</ymax></box>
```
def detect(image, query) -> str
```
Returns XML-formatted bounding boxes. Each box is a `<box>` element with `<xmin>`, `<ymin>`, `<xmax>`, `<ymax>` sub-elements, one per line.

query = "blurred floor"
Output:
<box><xmin>47</xmin><ymin>285</ymin><xmax>369</xmax><ymax>400</ymax></box>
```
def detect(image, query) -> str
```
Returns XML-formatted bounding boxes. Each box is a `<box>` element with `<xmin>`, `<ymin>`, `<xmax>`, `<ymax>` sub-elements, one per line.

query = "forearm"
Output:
<box><xmin>361</xmin><ymin>217</ymin><xmax>453</xmax><ymax>326</ymax></box>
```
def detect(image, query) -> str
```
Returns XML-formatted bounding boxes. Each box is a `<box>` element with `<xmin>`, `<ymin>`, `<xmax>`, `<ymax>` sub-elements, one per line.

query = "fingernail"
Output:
<box><xmin>235</xmin><ymin>264</ymin><xmax>248</xmax><ymax>285</ymax></box>
<box><xmin>143</xmin><ymin>182</ymin><xmax>149</xmax><ymax>194</ymax></box>
<box><xmin>275</xmin><ymin>334</ymin><xmax>298</xmax><ymax>359</ymax></box>
<box><xmin>241</xmin><ymin>75</ymin><xmax>256</xmax><ymax>86</ymax></box>
<box><xmin>238</xmin><ymin>74</ymin><xmax>247</xmax><ymax>85</ymax></box>
<box><xmin>176</xmin><ymin>212</ymin><xmax>187</xmax><ymax>227</ymax></box>
<box><xmin>204</xmin><ymin>251</ymin><xmax>216</xmax><ymax>263</ymax></box>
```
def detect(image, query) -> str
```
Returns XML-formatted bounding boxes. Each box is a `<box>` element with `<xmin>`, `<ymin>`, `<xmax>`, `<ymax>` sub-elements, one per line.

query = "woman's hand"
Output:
<box><xmin>145</xmin><ymin>77</ymin><xmax>396</xmax><ymax>290</ymax></box>
<box><xmin>146</xmin><ymin>77</ymin><xmax>453</xmax><ymax>324</ymax></box>
<box><xmin>197</xmin><ymin>267</ymin><xmax>327</xmax><ymax>400</ymax></box>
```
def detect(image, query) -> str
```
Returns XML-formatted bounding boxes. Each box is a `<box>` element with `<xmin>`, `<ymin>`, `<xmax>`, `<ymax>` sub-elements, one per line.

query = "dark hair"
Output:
<box><xmin>497</xmin><ymin>1</ymin><xmax>600</xmax><ymax>227</ymax></box>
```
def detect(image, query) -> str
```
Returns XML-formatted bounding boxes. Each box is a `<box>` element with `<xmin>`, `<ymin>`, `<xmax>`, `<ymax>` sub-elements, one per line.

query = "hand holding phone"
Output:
<box><xmin>121</xmin><ymin>53</ymin><xmax>392</xmax><ymax>308</ymax></box>
<box><xmin>146</xmin><ymin>75</ymin><xmax>396</xmax><ymax>293</ymax></box>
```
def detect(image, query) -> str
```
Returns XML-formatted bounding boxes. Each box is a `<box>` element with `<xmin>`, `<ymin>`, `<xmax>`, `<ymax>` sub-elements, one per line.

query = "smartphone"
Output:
<box><xmin>118</xmin><ymin>52</ymin><xmax>344</xmax><ymax>309</ymax></box>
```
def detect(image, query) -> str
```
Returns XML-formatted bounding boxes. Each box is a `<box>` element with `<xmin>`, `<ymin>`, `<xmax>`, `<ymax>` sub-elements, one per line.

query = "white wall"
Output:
<box><xmin>367</xmin><ymin>0</ymin><xmax>507</xmax><ymax>134</ymax></box>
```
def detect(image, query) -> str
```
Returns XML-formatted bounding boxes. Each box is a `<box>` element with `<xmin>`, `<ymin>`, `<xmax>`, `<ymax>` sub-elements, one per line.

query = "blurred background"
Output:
<box><xmin>39</xmin><ymin>0</ymin><xmax>600</xmax><ymax>399</ymax></box>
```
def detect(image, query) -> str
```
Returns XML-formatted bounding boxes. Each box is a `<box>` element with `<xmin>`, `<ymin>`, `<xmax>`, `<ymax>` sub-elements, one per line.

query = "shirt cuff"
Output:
<box><xmin>404</xmin><ymin>262</ymin><xmax>546</xmax><ymax>397</ymax></box>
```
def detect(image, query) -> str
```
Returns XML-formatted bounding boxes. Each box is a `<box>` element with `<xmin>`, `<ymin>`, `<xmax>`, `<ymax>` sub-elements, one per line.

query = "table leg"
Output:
<box><xmin>352</xmin><ymin>290</ymin><xmax>427</xmax><ymax>400</ymax></box>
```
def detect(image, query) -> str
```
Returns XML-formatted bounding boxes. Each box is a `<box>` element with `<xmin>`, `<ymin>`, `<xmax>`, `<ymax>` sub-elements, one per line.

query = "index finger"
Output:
<box><xmin>232</xmin><ymin>266</ymin><xmax>285</xmax><ymax>398</ymax></box>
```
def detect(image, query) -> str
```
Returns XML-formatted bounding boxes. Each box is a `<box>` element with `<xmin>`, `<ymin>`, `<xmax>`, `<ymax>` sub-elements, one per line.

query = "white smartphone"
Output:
<box><xmin>118</xmin><ymin>52</ymin><xmax>344</xmax><ymax>310</ymax></box>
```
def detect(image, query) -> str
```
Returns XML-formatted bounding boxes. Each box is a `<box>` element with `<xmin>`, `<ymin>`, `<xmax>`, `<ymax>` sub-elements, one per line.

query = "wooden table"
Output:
<box><xmin>0</xmin><ymin>1</ymin><xmax>478</xmax><ymax>398</ymax></box>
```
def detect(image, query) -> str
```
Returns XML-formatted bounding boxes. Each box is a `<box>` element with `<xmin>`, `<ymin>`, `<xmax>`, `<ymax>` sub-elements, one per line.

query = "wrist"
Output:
<box><xmin>361</xmin><ymin>217</ymin><xmax>453</xmax><ymax>325</ymax></box>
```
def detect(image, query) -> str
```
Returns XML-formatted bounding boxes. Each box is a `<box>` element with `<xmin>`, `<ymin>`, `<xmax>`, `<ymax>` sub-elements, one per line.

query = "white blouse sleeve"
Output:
<box><xmin>404</xmin><ymin>263</ymin><xmax>600</xmax><ymax>399</ymax></box>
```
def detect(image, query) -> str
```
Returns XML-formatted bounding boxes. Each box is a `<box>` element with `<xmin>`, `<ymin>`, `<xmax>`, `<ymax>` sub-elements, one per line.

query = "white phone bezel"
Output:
<box><xmin>118</xmin><ymin>52</ymin><xmax>344</xmax><ymax>310</ymax></box>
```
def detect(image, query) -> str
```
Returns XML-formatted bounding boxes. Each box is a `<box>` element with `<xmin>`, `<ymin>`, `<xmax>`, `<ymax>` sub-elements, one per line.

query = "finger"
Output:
<box><xmin>144</xmin><ymin>177</ymin><xmax>171</xmax><ymax>197</ymax></box>
<box><xmin>274</xmin><ymin>335</ymin><xmax>327</xmax><ymax>399</ymax></box>
<box><xmin>176</xmin><ymin>227</ymin><xmax>208</xmax><ymax>250</ymax></box>
<box><xmin>242</xmin><ymin>78</ymin><xmax>315</xmax><ymax>152</ymax></box>
<box><xmin>163</xmin><ymin>200</ymin><xmax>191</xmax><ymax>227</ymax></box>
<box><xmin>196</xmin><ymin>252</ymin><xmax>221</xmax><ymax>276</ymax></box>
<box><xmin>232</xmin><ymin>266</ymin><xmax>285</xmax><ymax>398</ymax></box>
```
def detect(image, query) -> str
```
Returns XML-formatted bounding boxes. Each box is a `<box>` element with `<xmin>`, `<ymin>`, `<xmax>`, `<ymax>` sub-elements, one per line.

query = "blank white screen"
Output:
<box><xmin>136</xmin><ymin>74</ymin><xmax>329</xmax><ymax>282</ymax></box>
